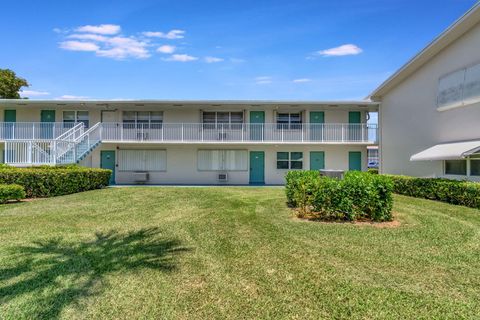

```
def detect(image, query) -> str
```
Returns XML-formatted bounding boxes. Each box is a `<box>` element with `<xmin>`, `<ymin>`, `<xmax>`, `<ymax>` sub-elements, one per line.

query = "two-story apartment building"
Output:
<box><xmin>0</xmin><ymin>100</ymin><xmax>378</xmax><ymax>184</ymax></box>
<box><xmin>370</xmin><ymin>2</ymin><xmax>480</xmax><ymax>182</ymax></box>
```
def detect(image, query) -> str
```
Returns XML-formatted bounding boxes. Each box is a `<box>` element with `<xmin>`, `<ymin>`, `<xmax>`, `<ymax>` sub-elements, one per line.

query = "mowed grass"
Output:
<box><xmin>0</xmin><ymin>187</ymin><xmax>479</xmax><ymax>319</ymax></box>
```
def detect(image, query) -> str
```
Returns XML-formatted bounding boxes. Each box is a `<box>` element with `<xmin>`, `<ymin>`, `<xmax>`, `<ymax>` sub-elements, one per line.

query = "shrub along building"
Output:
<box><xmin>0</xmin><ymin>100</ymin><xmax>378</xmax><ymax>184</ymax></box>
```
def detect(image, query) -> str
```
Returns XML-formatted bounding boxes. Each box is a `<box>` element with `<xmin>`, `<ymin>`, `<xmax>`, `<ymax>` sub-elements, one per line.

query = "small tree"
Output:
<box><xmin>0</xmin><ymin>69</ymin><xmax>29</xmax><ymax>99</ymax></box>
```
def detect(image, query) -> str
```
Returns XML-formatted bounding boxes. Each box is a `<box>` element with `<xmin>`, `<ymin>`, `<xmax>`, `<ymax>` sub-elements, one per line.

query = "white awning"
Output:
<box><xmin>410</xmin><ymin>140</ymin><xmax>480</xmax><ymax>161</ymax></box>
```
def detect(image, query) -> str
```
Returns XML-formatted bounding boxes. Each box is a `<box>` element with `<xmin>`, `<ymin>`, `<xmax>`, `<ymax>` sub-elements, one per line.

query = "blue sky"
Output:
<box><xmin>1</xmin><ymin>0</ymin><xmax>477</xmax><ymax>100</ymax></box>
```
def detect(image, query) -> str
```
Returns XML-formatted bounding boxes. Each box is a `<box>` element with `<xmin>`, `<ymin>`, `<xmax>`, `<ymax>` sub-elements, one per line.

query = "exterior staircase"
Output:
<box><xmin>4</xmin><ymin>122</ymin><xmax>102</xmax><ymax>166</ymax></box>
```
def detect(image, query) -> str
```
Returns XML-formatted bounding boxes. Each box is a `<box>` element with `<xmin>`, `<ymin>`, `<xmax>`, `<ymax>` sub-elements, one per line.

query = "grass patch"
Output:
<box><xmin>0</xmin><ymin>187</ymin><xmax>479</xmax><ymax>319</ymax></box>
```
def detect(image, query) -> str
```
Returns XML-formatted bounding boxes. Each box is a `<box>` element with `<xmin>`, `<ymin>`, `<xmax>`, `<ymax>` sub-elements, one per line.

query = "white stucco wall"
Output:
<box><xmin>0</xmin><ymin>103</ymin><xmax>369</xmax><ymax>126</ymax></box>
<box><xmin>380</xmin><ymin>21</ymin><xmax>480</xmax><ymax>180</ymax></box>
<box><xmin>87</xmin><ymin>143</ymin><xmax>367</xmax><ymax>185</ymax></box>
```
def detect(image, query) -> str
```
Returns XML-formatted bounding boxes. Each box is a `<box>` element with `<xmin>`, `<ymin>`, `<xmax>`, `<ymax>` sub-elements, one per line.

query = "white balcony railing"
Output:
<box><xmin>0</xmin><ymin>122</ymin><xmax>78</xmax><ymax>140</ymax></box>
<box><xmin>101</xmin><ymin>123</ymin><xmax>378</xmax><ymax>143</ymax></box>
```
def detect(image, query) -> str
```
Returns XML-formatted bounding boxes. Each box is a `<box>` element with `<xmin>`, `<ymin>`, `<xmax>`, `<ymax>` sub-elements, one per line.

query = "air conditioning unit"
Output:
<box><xmin>217</xmin><ymin>132</ymin><xmax>228</xmax><ymax>140</ymax></box>
<box><xmin>217</xmin><ymin>172</ymin><xmax>228</xmax><ymax>182</ymax></box>
<box><xmin>134</xmin><ymin>171</ymin><xmax>149</xmax><ymax>183</ymax></box>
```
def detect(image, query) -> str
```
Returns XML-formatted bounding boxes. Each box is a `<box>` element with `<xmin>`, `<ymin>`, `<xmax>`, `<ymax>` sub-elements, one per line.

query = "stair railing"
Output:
<box><xmin>72</xmin><ymin>123</ymin><xmax>102</xmax><ymax>161</ymax></box>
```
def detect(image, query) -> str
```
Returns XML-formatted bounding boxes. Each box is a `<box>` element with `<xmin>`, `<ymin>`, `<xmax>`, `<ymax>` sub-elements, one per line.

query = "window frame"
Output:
<box><xmin>197</xmin><ymin>149</ymin><xmax>248</xmax><ymax>172</ymax></box>
<box><xmin>202</xmin><ymin>111</ymin><xmax>244</xmax><ymax>129</ymax></box>
<box><xmin>276</xmin><ymin>112</ymin><xmax>302</xmax><ymax>130</ymax></box>
<box><xmin>122</xmin><ymin>111</ymin><xmax>164</xmax><ymax>128</ymax></box>
<box><xmin>276</xmin><ymin>151</ymin><xmax>303</xmax><ymax>170</ymax></box>
<box><xmin>118</xmin><ymin>149</ymin><xmax>167</xmax><ymax>172</ymax></box>
<box><xmin>469</xmin><ymin>154</ymin><xmax>480</xmax><ymax>176</ymax></box>
<box><xmin>62</xmin><ymin>110</ymin><xmax>89</xmax><ymax>128</ymax></box>
<box><xmin>444</xmin><ymin>159</ymin><xmax>467</xmax><ymax>176</ymax></box>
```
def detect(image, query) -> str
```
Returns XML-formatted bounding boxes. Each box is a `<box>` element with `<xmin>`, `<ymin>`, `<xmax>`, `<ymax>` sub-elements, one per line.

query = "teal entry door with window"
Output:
<box><xmin>349</xmin><ymin>151</ymin><xmax>362</xmax><ymax>171</ymax></box>
<box><xmin>249</xmin><ymin>151</ymin><xmax>265</xmax><ymax>184</ymax></box>
<box><xmin>310</xmin><ymin>151</ymin><xmax>325</xmax><ymax>170</ymax></box>
<box><xmin>4</xmin><ymin>110</ymin><xmax>16</xmax><ymax>139</ymax></box>
<box><xmin>348</xmin><ymin>111</ymin><xmax>361</xmax><ymax>141</ymax></box>
<box><xmin>101</xmin><ymin>150</ymin><xmax>116</xmax><ymax>185</ymax></box>
<box><xmin>40</xmin><ymin>110</ymin><xmax>56</xmax><ymax>139</ymax></box>
<box><xmin>250</xmin><ymin>111</ymin><xmax>265</xmax><ymax>141</ymax></box>
<box><xmin>310</xmin><ymin>111</ymin><xmax>324</xmax><ymax>141</ymax></box>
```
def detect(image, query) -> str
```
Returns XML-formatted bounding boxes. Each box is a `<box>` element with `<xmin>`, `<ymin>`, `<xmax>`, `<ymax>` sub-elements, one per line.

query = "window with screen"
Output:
<box><xmin>276</xmin><ymin>113</ymin><xmax>302</xmax><ymax>129</ymax></box>
<box><xmin>63</xmin><ymin>111</ymin><xmax>89</xmax><ymax>128</ymax></box>
<box><xmin>197</xmin><ymin>150</ymin><xmax>248</xmax><ymax>171</ymax></box>
<box><xmin>202</xmin><ymin>112</ymin><xmax>244</xmax><ymax>129</ymax></box>
<box><xmin>122</xmin><ymin>111</ymin><xmax>164</xmax><ymax>128</ymax></box>
<box><xmin>276</xmin><ymin>152</ymin><xmax>303</xmax><ymax>169</ymax></box>
<box><xmin>444</xmin><ymin>160</ymin><xmax>467</xmax><ymax>175</ymax></box>
<box><xmin>438</xmin><ymin>63</ymin><xmax>480</xmax><ymax>110</ymax></box>
<box><xmin>118</xmin><ymin>149</ymin><xmax>166</xmax><ymax>171</ymax></box>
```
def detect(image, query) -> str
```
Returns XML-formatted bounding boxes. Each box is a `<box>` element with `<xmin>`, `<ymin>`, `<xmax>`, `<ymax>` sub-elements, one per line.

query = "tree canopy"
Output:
<box><xmin>0</xmin><ymin>69</ymin><xmax>29</xmax><ymax>99</ymax></box>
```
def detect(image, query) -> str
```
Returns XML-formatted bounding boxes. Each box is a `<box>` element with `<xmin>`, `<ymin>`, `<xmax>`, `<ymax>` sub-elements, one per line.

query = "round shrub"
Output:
<box><xmin>285</xmin><ymin>171</ymin><xmax>394</xmax><ymax>221</ymax></box>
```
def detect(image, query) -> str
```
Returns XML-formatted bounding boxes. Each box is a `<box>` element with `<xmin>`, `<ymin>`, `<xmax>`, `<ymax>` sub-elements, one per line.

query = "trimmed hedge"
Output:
<box><xmin>0</xmin><ymin>184</ymin><xmax>26</xmax><ymax>203</ymax></box>
<box><xmin>286</xmin><ymin>171</ymin><xmax>394</xmax><ymax>221</ymax></box>
<box><xmin>0</xmin><ymin>166</ymin><xmax>111</xmax><ymax>198</ymax></box>
<box><xmin>387</xmin><ymin>175</ymin><xmax>480</xmax><ymax>209</ymax></box>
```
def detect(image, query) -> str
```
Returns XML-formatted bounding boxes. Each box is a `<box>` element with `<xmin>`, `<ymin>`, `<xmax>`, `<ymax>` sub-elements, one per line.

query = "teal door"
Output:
<box><xmin>250</xmin><ymin>111</ymin><xmax>265</xmax><ymax>141</ymax></box>
<box><xmin>4</xmin><ymin>110</ymin><xmax>16</xmax><ymax>122</ymax></box>
<box><xmin>349</xmin><ymin>151</ymin><xmax>362</xmax><ymax>171</ymax></box>
<box><xmin>348</xmin><ymin>111</ymin><xmax>361</xmax><ymax>141</ymax></box>
<box><xmin>310</xmin><ymin>111</ymin><xmax>324</xmax><ymax>141</ymax></box>
<box><xmin>4</xmin><ymin>110</ymin><xmax>16</xmax><ymax>139</ymax></box>
<box><xmin>249</xmin><ymin>151</ymin><xmax>265</xmax><ymax>184</ymax></box>
<box><xmin>101</xmin><ymin>151</ymin><xmax>116</xmax><ymax>185</ymax></box>
<box><xmin>310</xmin><ymin>151</ymin><xmax>325</xmax><ymax>170</ymax></box>
<box><xmin>40</xmin><ymin>110</ymin><xmax>56</xmax><ymax>139</ymax></box>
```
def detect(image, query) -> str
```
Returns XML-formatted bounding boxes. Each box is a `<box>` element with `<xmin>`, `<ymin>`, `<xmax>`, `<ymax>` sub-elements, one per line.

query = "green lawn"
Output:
<box><xmin>0</xmin><ymin>187</ymin><xmax>479</xmax><ymax>319</ymax></box>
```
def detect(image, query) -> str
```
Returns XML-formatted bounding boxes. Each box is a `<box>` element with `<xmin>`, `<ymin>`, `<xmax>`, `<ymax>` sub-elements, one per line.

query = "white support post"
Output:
<box><xmin>53</xmin><ymin>141</ymin><xmax>57</xmax><ymax>165</ymax></box>
<box><xmin>181</xmin><ymin>124</ymin><xmax>184</xmax><ymax>142</ymax></box>
<box><xmin>27</xmin><ymin>141</ymin><xmax>32</xmax><ymax>165</ymax></box>
<box><xmin>342</xmin><ymin>125</ymin><xmax>345</xmax><ymax>142</ymax></box>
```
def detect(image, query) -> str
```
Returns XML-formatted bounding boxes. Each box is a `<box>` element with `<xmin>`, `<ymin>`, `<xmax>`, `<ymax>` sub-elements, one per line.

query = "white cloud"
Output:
<box><xmin>157</xmin><ymin>45</ymin><xmax>176</xmax><ymax>54</ymax></box>
<box><xmin>55</xmin><ymin>95</ymin><xmax>90</xmax><ymax>100</ymax></box>
<box><xmin>75</xmin><ymin>24</ymin><xmax>121</xmax><ymax>35</ymax></box>
<box><xmin>255</xmin><ymin>76</ymin><xmax>272</xmax><ymax>84</ymax></box>
<box><xmin>316</xmin><ymin>44</ymin><xmax>363</xmax><ymax>57</ymax></box>
<box><xmin>163</xmin><ymin>54</ymin><xmax>198</xmax><ymax>62</ymax></box>
<box><xmin>96</xmin><ymin>36</ymin><xmax>150</xmax><ymax>59</ymax></box>
<box><xmin>204</xmin><ymin>56</ymin><xmax>224</xmax><ymax>63</ymax></box>
<box><xmin>67</xmin><ymin>33</ymin><xmax>108</xmax><ymax>42</ymax></box>
<box><xmin>293</xmin><ymin>78</ymin><xmax>312</xmax><ymax>83</ymax></box>
<box><xmin>142</xmin><ymin>29</ymin><xmax>185</xmax><ymax>39</ymax></box>
<box><xmin>59</xmin><ymin>41</ymin><xmax>99</xmax><ymax>51</ymax></box>
<box><xmin>20</xmin><ymin>90</ymin><xmax>50</xmax><ymax>97</ymax></box>
<box><xmin>58</xmin><ymin>25</ymin><xmax>221</xmax><ymax>61</ymax></box>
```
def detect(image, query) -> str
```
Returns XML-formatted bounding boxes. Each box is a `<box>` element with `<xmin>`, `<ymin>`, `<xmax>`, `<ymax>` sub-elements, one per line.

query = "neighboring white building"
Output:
<box><xmin>0</xmin><ymin>100</ymin><xmax>378</xmax><ymax>184</ymax></box>
<box><xmin>370</xmin><ymin>3</ymin><xmax>480</xmax><ymax>181</ymax></box>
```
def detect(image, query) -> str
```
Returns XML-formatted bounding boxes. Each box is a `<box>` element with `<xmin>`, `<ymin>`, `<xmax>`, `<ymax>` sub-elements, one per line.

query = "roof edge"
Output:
<box><xmin>0</xmin><ymin>99</ymin><xmax>379</xmax><ymax>106</ymax></box>
<box><xmin>368</xmin><ymin>2</ymin><xmax>480</xmax><ymax>100</ymax></box>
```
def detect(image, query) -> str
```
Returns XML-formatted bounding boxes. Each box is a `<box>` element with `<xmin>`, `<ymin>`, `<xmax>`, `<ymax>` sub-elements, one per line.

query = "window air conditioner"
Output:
<box><xmin>134</xmin><ymin>172</ymin><xmax>149</xmax><ymax>183</ymax></box>
<box><xmin>217</xmin><ymin>172</ymin><xmax>228</xmax><ymax>182</ymax></box>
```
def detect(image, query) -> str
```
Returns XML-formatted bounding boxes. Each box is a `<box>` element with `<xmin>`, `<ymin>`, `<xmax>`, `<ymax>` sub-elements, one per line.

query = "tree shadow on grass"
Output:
<box><xmin>0</xmin><ymin>228</ymin><xmax>189</xmax><ymax>319</ymax></box>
